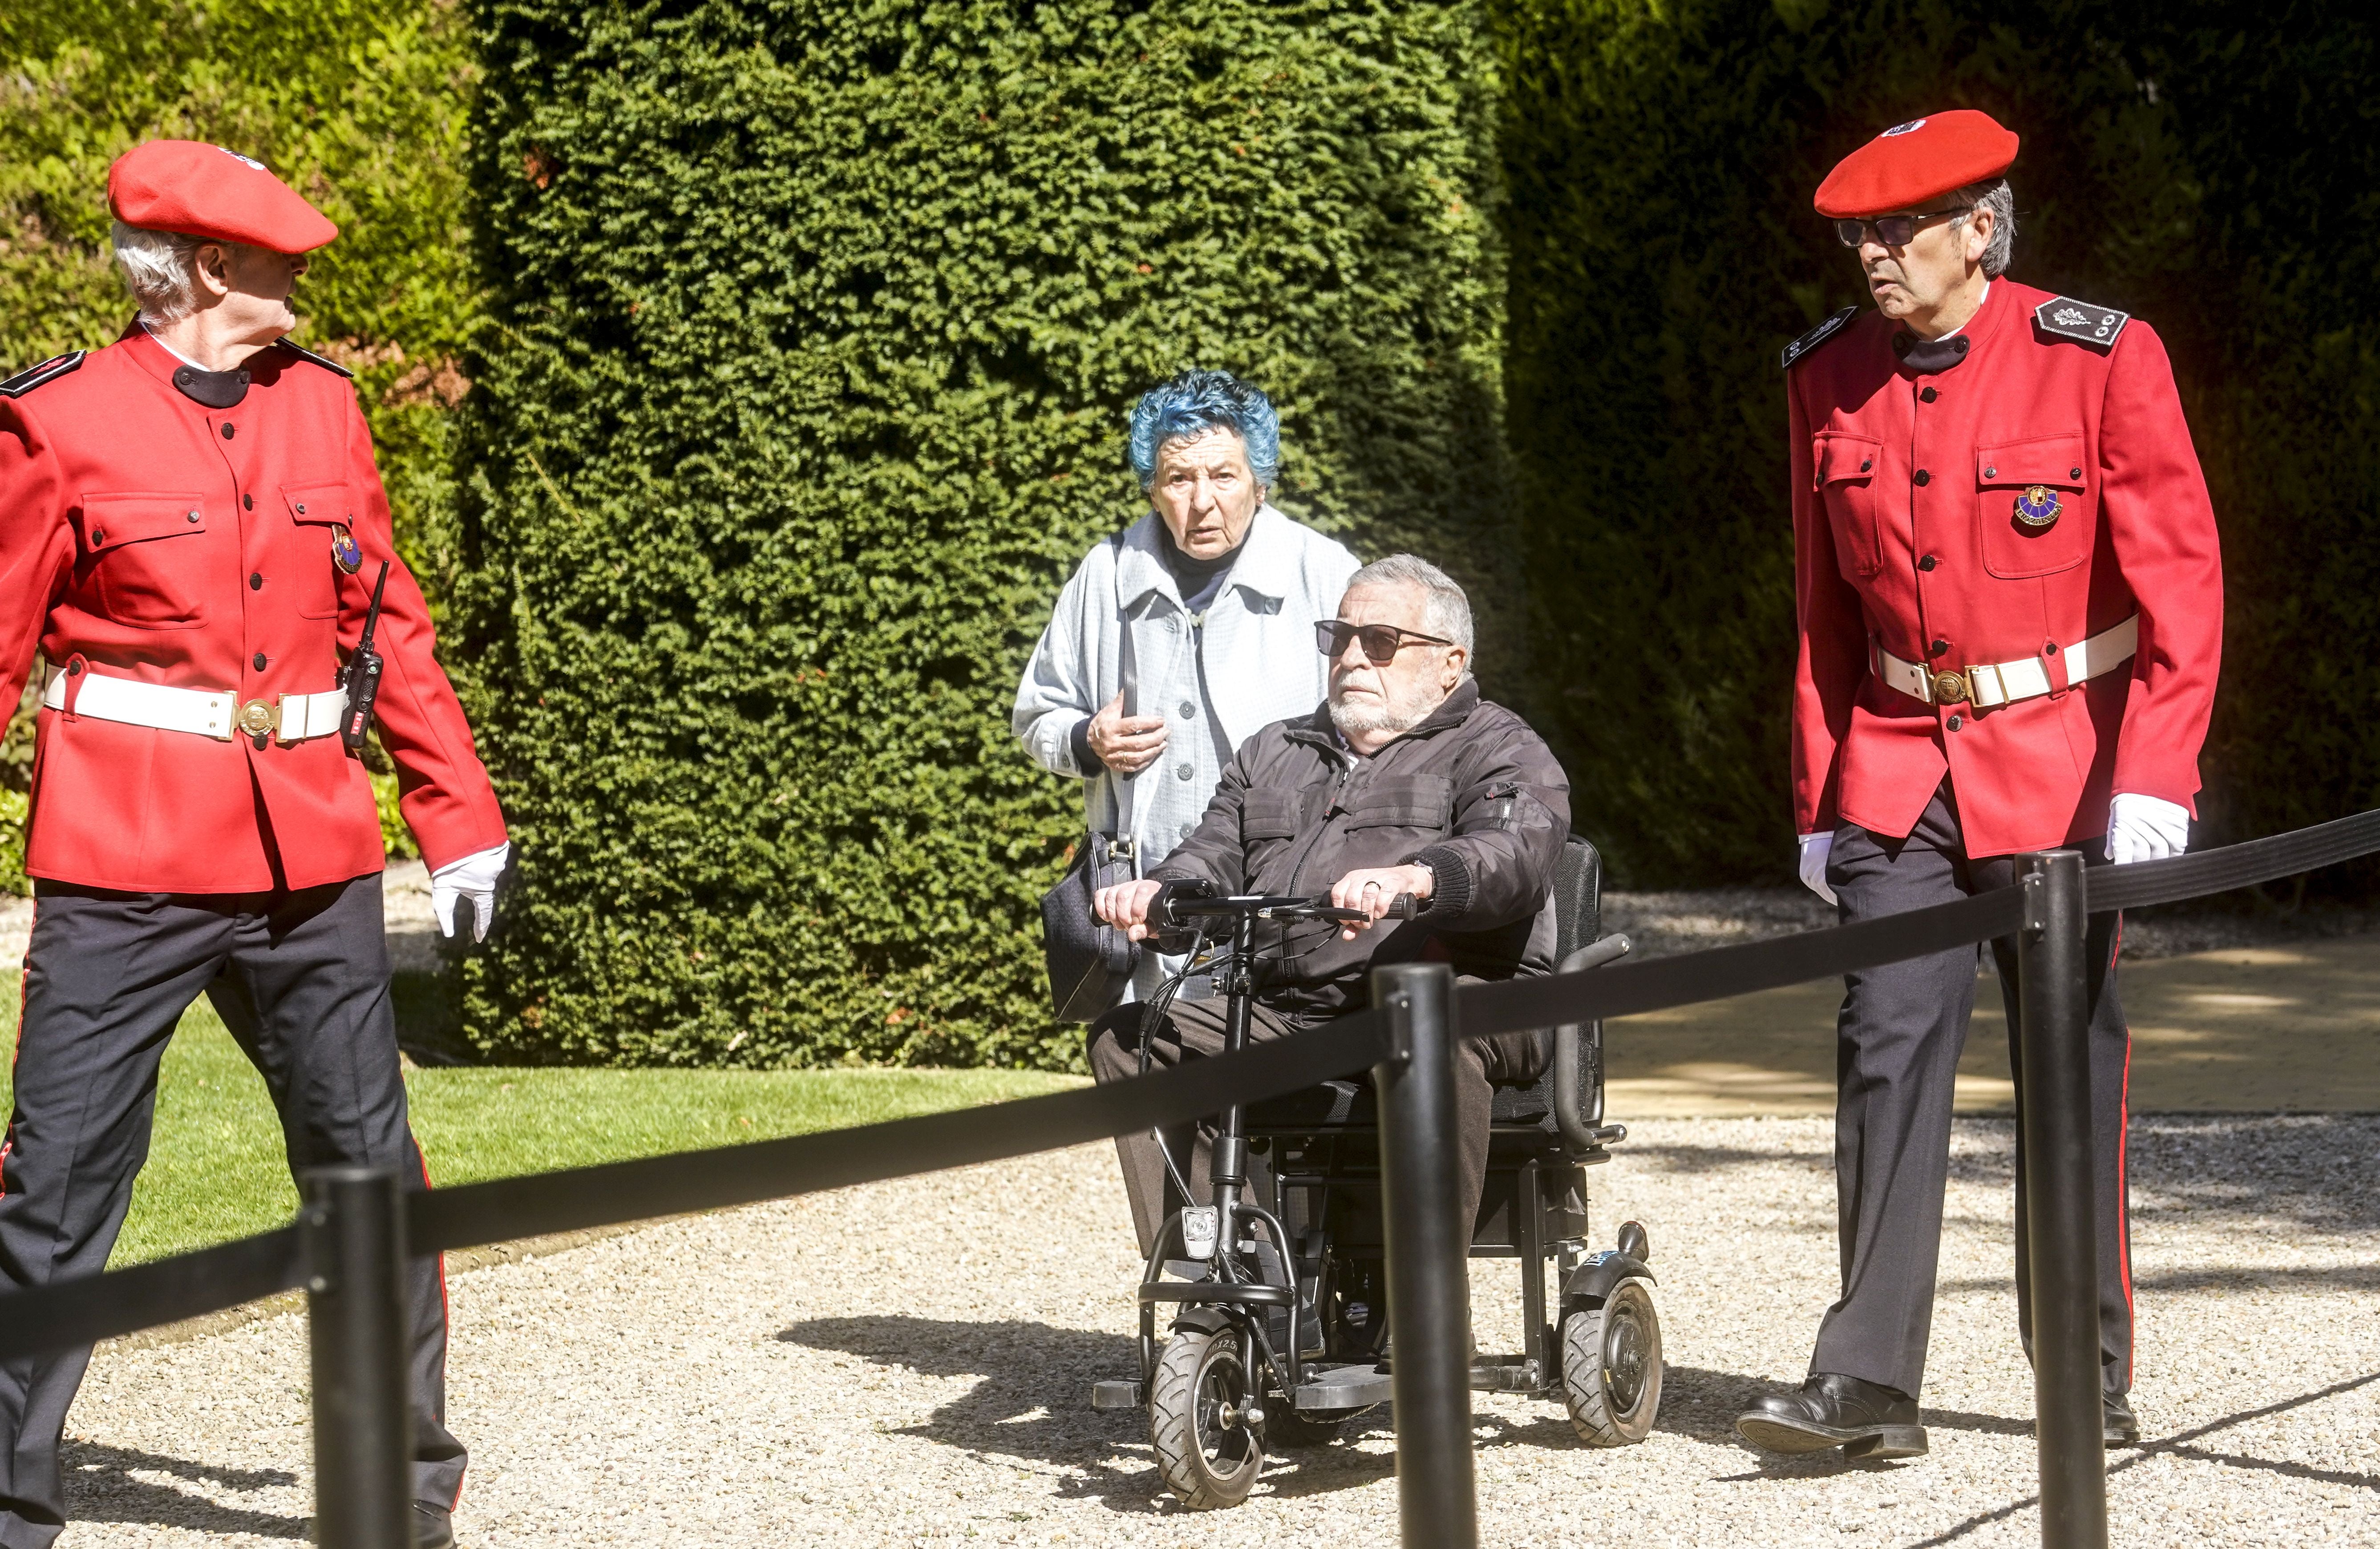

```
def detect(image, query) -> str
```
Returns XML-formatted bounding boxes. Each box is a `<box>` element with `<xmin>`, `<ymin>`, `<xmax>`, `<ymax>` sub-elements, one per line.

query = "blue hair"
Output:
<box><xmin>1126</xmin><ymin>369</ymin><xmax>1283</xmax><ymax>491</ymax></box>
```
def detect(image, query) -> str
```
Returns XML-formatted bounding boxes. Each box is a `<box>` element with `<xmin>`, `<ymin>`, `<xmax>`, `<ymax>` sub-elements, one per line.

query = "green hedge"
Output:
<box><xmin>455</xmin><ymin>0</ymin><xmax>1514</xmax><ymax>1066</ymax></box>
<box><xmin>1501</xmin><ymin>0</ymin><xmax>2380</xmax><ymax>885</ymax></box>
<box><xmin>0</xmin><ymin>0</ymin><xmax>479</xmax><ymax>623</ymax></box>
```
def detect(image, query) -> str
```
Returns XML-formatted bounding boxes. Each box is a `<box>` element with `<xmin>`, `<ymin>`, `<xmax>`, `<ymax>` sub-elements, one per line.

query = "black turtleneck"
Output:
<box><xmin>1157</xmin><ymin>522</ymin><xmax>1247</xmax><ymax>616</ymax></box>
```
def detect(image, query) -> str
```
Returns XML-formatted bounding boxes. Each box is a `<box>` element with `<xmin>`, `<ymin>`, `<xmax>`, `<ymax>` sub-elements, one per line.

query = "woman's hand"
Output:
<box><xmin>1095</xmin><ymin>878</ymin><xmax>1166</xmax><ymax>941</ymax></box>
<box><xmin>1086</xmin><ymin>691</ymin><xmax>1170</xmax><ymax>776</ymax></box>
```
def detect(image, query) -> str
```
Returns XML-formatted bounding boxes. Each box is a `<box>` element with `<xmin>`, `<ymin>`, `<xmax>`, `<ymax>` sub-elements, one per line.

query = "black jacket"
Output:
<box><xmin>1148</xmin><ymin>679</ymin><xmax>1571</xmax><ymax>1025</ymax></box>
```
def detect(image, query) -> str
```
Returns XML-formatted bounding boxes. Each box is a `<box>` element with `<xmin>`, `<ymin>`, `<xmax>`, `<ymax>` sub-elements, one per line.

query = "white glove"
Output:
<box><xmin>2106</xmin><ymin>793</ymin><xmax>2190</xmax><ymax>866</ymax></box>
<box><xmin>431</xmin><ymin>842</ymin><xmax>511</xmax><ymax>942</ymax></box>
<box><xmin>1797</xmin><ymin>831</ymin><xmax>1838</xmax><ymax>905</ymax></box>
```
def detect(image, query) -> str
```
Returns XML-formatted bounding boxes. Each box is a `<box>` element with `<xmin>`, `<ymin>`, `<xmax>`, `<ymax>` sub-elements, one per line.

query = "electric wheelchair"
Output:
<box><xmin>1088</xmin><ymin>834</ymin><xmax>1661</xmax><ymax>1509</ymax></box>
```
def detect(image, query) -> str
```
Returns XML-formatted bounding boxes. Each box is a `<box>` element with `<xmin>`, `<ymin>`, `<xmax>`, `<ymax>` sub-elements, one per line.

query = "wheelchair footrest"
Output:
<box><xmin>1469</xmin><ymin>1359</ymin><xmax>1542</xmax><ymax>1393</ymax></box>
<box><xmin>1291</xmin><ymin>1363</ymin><xmax>1394</xmax><ymax>1410</ymax></box>
<box><xmin>1091</xmin><ymin>1378</ymin><xmax>1146</xmax><ymax>1411</ymax></box>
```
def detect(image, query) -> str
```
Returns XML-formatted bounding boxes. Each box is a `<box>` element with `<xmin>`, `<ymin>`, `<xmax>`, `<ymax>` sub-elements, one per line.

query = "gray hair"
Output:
<box><xmin>1950</xmin><ymin>178</ymin><xmax>2016</xmax><ymax>278</ymax></box>
<box><xmin>1345</xmin><ymin>553</ymin><xmax>1474</xmax><ymax>667</ymax></box>
<box><xmin>110</xmin><ymin>221</ymin><xmax>210</xmax><ymax>326</ymax></box>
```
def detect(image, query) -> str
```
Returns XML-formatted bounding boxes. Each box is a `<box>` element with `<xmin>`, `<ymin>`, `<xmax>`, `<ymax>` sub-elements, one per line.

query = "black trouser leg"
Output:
<box><xmin>1813</xmin><ymin>790</ymin><xmax>2136</xmax><ymax>1402</ymax></box>
<box><xmin>1983</xmin><ymin>891</ymin><xmax>2135</xmax><ymax>1398</ymax></box>
<box><xmin>0</xmin><ymin>879</ymin><xmax>464</xmax><ymax>1549</ymax></box>
<box><xmin>1810</xmin><ymin>803</ymin><xmax>1976</xmax><ymax>1399</ymax></box>
<box><xmin>0</xmin><ymin>891</ymin><xmax>225</xmax><ymax>1549</ymax></box>
<box><xmin>204</xmin><ymin>875</ymin><xmax>466</xmax><ymax>1506</ymax></box>
<box><xmin>1086</xmin><ymin>1000</ymin><xmax>1302</xmax><ymax>1256</ymax></box>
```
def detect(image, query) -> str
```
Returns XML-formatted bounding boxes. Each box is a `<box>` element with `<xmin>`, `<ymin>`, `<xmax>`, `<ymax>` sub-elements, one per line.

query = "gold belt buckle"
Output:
<box><xmin>1929</xmin><ymin>669</ymin><xmax>1970</xmax><ymax>706</ymax></box>
<box><xmin>238</xmin><ymin>699</ymin><xmax>277</xmax><ymax>738</ymax></box>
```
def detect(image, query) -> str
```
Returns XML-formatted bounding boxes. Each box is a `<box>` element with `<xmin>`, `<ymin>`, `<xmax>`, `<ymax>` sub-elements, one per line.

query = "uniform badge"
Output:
<box><xmin>2014</xmin><ymin>485</ymin><xmax>2062</xmax><ymax>529</ymax></box>
<box><xmin>330</xmin><ymin>524</ymin><xmax>364</xmax><ymax>574</ymax></box>
<box><xmin>2033</xmin><ymin>296</ymin><xmax>2131</xmax><ymax>350</ymax></box>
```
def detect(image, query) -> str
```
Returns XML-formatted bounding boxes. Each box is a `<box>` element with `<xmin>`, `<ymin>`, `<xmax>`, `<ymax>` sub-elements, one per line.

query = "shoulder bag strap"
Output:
<box><xmin>1111</xmin><ymin>531</ymin><xmax>1140</xmax><ymax>871</ymax></box>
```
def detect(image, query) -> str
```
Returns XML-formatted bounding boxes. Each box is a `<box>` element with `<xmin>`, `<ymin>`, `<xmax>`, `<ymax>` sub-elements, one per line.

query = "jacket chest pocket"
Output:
<box><xmin>1241</xmin><ymin>789</ymin><xmax>1306</xmax><ymax>844</ymax></box>
<box><xmin>1975</xmin><ymin>434</ymin><xmax>2092</xmax><ymax>578</ymax></box>
<box><xmin>78</xmin><ymin>493</ymin><xmax>210</xmax><ymax>629</ymax></box>
<box><xmin>1813</xmin><ymin>433</ymin><xmax>1884</xmax><ymax>577</ymax></box>
<box><xmin>280</xmin><ymin>482</ymin><xmax>357</xmax><ymax>619</ymax></box>
<box><xmin>1340</xmin><ymin>774</ymin><xmax>1455</xmax><ymax>861</ymax></box>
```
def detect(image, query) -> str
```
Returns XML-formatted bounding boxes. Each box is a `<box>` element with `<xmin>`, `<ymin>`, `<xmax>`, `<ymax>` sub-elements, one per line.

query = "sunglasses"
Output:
<box><xmin>1833</xmin><ymin>207</ymin><xmax>1970</xmax><ymax>248</ymax></box>
<box><xmin>1315</xmin><ymin>620</ymin><xmax>1455</xmax><ymax>665</ymax></box>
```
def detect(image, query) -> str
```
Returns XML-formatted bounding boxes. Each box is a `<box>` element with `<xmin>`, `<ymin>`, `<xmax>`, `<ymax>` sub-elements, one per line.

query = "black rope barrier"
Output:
<box><xmin>1</xmin><ymin>803</ymin><xmax>2376</xmax><ymax>1368</ymax></box>
<box><xmin>0</xmin><ymin>1226</ymin><xmax>301</xmax><ymax>1363</ymax></box>
<box><xmin>2086</xmin><ymin>805</ymin><xmax>2380</xmax><ymax>914</ymax></box>
<box><xmin>1461</xmin><ymin>888</ymin><xmax>2022</xmax><ymax>1039</ymax></box>
<box><xmin>1457</xmin><ymin>803</ymin><xmax>2380</xmax><ymax>1042</ymax></box>
<box><xmin>0</xmin><ymin>1012</ymin><xmax>1388</xmax><ymax>1360</ymax></box>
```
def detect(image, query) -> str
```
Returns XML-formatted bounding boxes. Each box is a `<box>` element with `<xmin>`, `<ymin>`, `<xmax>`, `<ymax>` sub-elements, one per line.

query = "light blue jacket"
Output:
<box><xmin>1015</xmin><ymin>505</ymin><xmax>1362</xmax><ymax>994</ymax></box>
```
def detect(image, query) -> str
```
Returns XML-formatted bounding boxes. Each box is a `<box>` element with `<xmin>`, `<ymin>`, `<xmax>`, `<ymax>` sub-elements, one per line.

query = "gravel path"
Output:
<box><xmin>61</xmin><ymin>1115</ymin><xmax>2380</xmax><ymax>1547</ymax></box>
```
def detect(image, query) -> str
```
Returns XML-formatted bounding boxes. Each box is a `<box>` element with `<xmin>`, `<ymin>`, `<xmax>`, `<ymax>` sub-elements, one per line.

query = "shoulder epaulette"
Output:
<box><xmin>1781</xmin><ymin>307</ymin><xmax>1860</xmax><ymax>371</ymax></box>
<box><xmin>2033</xmin><ymin>296</ymin><xmax>2131</xmax><ymax>351</ymax></box>
<box><xmin>0</xmin><ymin>352</ymin><xmax>86</xmax><ymax>399</ymax></box>
<box><xmin>274</xmin><ymin>337</ymin><xmax>354</xmax><ymax>378</ymax></box>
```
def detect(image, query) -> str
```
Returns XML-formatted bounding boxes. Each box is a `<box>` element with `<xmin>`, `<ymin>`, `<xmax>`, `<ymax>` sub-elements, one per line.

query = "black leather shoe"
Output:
<box><xmin>2104</xmin><ymin>1391</ymin><xmax>2140</xmax><ymax>1447</ymax></box>
<box><xmin>1735</xmin><ymin>1372</ymin><xmax>1928</xmax><ymax>1459</ymax></box>
<box><xmin>413</xmin><ymin>1502</ymin><xmax>456</xmax><ymax>1549</ymax></box>
<box><xmin>2028</xmin><ymin>1392</ymin><xmax>2143</xmax><ymax>1447</ymax></box>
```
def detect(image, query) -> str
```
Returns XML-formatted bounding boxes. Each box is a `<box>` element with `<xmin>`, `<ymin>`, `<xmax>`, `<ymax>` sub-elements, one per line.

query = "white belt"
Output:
<box><xmin>1878</xmin><ymin>615</ymin><xmax>2137</xmax><ymax>709</ymax></box>
<box><xmin>43</xmin><ymin>665</ymin><xmax>347</xmax><ymax>743</ymax></box>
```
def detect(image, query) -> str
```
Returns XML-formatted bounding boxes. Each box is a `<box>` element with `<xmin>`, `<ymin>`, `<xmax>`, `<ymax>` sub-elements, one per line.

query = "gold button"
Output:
<box><xmin>239</xmin><ymin>700</ymin><xmax>275</xmax><ymax>736</ymax></box>
<box><xmin>1931</xmin><ymin>671</ymin><xmax>1969</xmax><ymax>705</ymax></box>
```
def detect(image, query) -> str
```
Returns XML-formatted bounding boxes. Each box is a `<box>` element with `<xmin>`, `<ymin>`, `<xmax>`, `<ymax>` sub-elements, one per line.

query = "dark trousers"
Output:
<box><xmin>0</xmin><ymin>876</ymin><xmax>463</xmax><ymax>1549</ymax></box>
<box><xmin>1087</xmin><ymin>997</ymin><xmax>1543</xmax><ymax>1257</ymax></box>
<box><xmin>1814</xmin><ymin>787</ymin><xmax>2134</xmax><ymax>1401</ymax></box>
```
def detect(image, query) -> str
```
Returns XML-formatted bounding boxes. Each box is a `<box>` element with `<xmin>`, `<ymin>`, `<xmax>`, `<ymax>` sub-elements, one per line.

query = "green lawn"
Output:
<box><xmin>0</xmin><ymin>973</ymin><xmax>1083</xmax><ymax>1266</ymax></box>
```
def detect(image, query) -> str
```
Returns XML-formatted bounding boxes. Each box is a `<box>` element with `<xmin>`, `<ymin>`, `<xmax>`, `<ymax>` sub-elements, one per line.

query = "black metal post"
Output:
<box><xmin>302</xmin><ymin>1167</ymin><xmax>414</xmax><ymax>1549</ymax></box>
<box><xmin>2014</xmin><ymin>851</ymin><xmax>2109</xmax><ymax>1549</ymax></box>
<box><xmin>1371</xmin><ymin>962</ymin><xmax>1477</xmax><ymax>1549</ymax></box>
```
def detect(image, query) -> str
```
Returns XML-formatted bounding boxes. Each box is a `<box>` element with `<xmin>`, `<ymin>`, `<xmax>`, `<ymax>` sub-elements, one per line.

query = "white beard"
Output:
<box><xmin>1329</xmin><ymin>687</ymin><xmax>1437</xmax><ymax>741</ymax></box>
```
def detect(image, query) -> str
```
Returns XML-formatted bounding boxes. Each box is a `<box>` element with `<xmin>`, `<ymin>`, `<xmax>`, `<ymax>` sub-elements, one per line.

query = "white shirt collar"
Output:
<box><xmin>140</xmin><ymin>320</ymin><xmax>208</xmax><ymax>371</ymax></box>
<box><xmin>1938</xmin><ymin>280</ymin><xmax>1991</xmax><ymax>341</ymax></box>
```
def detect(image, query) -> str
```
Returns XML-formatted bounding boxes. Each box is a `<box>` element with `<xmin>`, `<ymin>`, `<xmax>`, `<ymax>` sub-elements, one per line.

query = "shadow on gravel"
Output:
<box><xmin>1896</xmin><ymin>1371</ymin><xmax>2380</xmax><ymax>1546</ymax></box>
<box><xmin>777</xmin><ymin>1315</ymin><xmax>1173</xmax><ymax>1511</ymax></box>
<box><xmin>60</xmin><ymin>1440</ymin><xmax>304</xmax><ymax>1538</ymax></box>
<box><xmin>1943</xmin><ymin>1263</ymin><xmax>2380</xmax><ymax>1296</ymax></box>
<box><xmin>779</xmin><ymin>1316</ymin><xmax>1733</xmax><ymax>1508</ymax></box>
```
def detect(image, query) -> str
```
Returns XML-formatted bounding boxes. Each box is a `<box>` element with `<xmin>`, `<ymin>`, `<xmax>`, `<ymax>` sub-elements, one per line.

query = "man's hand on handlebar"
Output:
<box><xmin>1329</xmin><ymin>864</ymin><xmax>1433</xmax><ymax>941</ymax></box>
<box><xmin>1094</xmin><ymin>877</ymin><xmax>1166</xmax><ymax>941</ymax></box>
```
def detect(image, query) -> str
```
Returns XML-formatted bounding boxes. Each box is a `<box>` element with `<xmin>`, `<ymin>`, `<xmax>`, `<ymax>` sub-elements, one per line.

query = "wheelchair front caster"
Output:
<box><xmin>1149</xmin><ymin>1326</ymin><xmax>1265</xmax><ymax>1508</ymax></box>
<box><xmin>1561</xmin><ymin>1277</ymin><xmax>1663</xmax><ymax>1446</ymax></box>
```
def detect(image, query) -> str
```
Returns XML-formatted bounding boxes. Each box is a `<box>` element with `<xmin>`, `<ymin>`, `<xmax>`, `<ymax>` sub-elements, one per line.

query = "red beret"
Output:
<box><xmin>106</xmin><ymin>140</ymin><xmax>338</xmax><ymax>254</ymax></box>
<box><xmin>1813</xmin><ymin>109</ymin><xmax>2020</xmax><ymax>219</ymax></box>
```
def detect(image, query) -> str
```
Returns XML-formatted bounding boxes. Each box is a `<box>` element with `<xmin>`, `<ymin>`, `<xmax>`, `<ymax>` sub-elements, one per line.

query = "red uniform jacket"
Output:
<box><xmin>0</xmin><ymin>327</ymin><xmax>506</xmax><ymax>893</ymax></box>
<box><xmin>1789</xmin><ymin>279</ymin><xmax>2222</xmax><ymax>858</ymax></box>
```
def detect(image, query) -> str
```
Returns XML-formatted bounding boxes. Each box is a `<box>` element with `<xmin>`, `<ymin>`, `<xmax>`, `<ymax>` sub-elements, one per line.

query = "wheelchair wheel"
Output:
<box><xmin>1149</xmin><ymin>1327</ymin><xmax>1265</xmax><ymax>1508</ymax></box>
<box><xmin>1561</xmin><ymin>1278</ymin><xmax>1662</xmax><ymax>1446</ymax></box>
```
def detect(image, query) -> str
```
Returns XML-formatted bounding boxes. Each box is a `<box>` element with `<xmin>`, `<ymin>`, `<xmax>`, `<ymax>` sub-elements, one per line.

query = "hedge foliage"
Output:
<box><xmin>0</xmin><ymin>0</ymin><xmax>479</xmax><ymax>618</ymax></box>
<box><xmin>1501</xmin><ymin>0</ymin><xmax>2380</xmax><ymax>885</ymax></box>
<box><xmin>455</xmin><ymin>0</ymin><xmax>1514</xmax><ymax>1065</ymax></box>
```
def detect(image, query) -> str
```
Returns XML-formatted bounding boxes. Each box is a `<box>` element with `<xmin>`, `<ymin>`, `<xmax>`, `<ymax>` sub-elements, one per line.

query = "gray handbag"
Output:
<box><xmin>1041</xmin><ymin>539</ymin><xmax>1144</xmax><ymax>1021</ymax></box>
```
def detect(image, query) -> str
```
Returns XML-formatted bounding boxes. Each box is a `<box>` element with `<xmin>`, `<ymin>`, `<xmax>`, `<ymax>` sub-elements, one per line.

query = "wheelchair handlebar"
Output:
<box><xmin>1141</xmin><ymin>880</ymin><xmax>1419</xmax><ymax>932</ymax></box>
